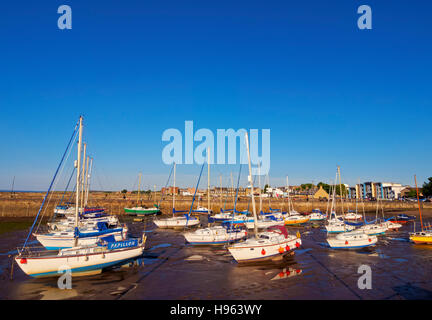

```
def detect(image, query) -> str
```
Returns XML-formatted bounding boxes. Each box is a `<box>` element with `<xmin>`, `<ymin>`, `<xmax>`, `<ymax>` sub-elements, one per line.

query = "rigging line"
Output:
<box><xmin>35</xmin><ymin>129</ymin><xmax>78</xmax><ymax>232</ymax></box>
<box><xmin>185</xmin><ymin>162</ymin><xmax>205</xmax><ymax>229</ymax></box>
<box><xmin>58</xmin><ymin>167</ymin><xmax>76</xmax><ymax>206</ymax></box>
<box><xmin>22</xmin><ymin>120</ymin><xmax>79</xmax><ymax>250</ymax></box>
<box><xmin>160</xmin><ymin>163</ymin><xmax>175</xmax><ymax>201</ymax></box>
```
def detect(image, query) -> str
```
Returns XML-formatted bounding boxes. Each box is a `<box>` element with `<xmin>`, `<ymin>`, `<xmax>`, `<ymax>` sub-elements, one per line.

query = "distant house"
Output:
<box><xmin>313</xmin><ymin>185</ymin><xmax>329</xmax><ymax>200</ymax></box>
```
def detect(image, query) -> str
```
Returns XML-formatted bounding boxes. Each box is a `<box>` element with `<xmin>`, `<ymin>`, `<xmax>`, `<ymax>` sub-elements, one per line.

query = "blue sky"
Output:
<box><xmin>0</xmin><ymin>0</ymin><xmax>431</xmax><ymax>191</ymax></box>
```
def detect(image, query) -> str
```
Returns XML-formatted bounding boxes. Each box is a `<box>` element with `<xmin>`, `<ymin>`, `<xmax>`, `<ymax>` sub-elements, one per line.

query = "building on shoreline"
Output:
<box><xmin>347</xmin><ymin>182</ymin><xmax>409</xmax><ymax>200</ymax></box>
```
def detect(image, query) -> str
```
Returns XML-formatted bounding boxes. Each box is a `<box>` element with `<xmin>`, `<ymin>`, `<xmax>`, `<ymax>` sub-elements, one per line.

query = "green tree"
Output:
<box><xmin>121</xmin><ymin>189</ymin><xmax>127</xmax><ymax>194</ymax></box>
<box><xmin>422</xmin><ymin>177</ymin><xmax>432</xmax><ymax>197</ymax></box>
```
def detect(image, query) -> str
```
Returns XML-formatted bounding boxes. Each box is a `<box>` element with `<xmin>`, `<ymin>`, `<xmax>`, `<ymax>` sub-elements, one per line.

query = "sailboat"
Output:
<box><xmin>48</xmin><ymin>158</ymin><xmax>120</xmax><ymax>232</ymax></box>
<box><xmin>14</xmin><ymin>116</ymin><xmax>145</xmax><ymax>278</ymax></box>
<box><xmin>409</xmin><ymin>175</ymin><xmax>432</xmax><ymax>244</ymax></box>
<box><xmin>34</xmin><ymin>140</ymin><xmax>128</xmax><ymax>250</ymax></box>
<box><xmin>124</xmin><ymin>173</ymin><xmax>161</xmax><ymax>215</ymax></box>
<box><xmin>325</xmin><ymin>168</ymin><xmax>356</xmax><ymax>233</ymax></box>
<box><xmin>284</xmin><ymin>177</ymin><xmax>310</xmax><ymax>225</ymax></box>
<box><xmin>357</xmin><ymin>190</ymin><xmax>388</xmax><ymax>236</ymax></box>
<box><xmin>309</xmin><ymin>208</ymin><xmax>326</xmax><ymax>221</ymax></box>
<box><xmin>153</xmin><ymin>162</ymin><xmax>200</xmax><ymax>229</ymax></box>
<box><xmin>327</xmin><ymin>231</ymin><xmax>378</xmax><ymax>249</ymax></box>
<box><xmin>227</xmin><ymin>132</ymin><xmax>302</xmax><ymax>263</ymax></box>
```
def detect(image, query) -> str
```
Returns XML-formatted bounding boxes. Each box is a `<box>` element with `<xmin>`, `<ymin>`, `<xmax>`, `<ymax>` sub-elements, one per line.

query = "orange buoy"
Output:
<box><xmin>295</xmin><ymin>242</ymin><xmax>300</xmax><ymax>248</ymax></box>
<box><xmin>369</xmin><ymin>238</ymin><xmax>372</xmax><ymax>242</ymax></box>
<box><xmin>278</xmin><ymin>247</ymin><xmax>284</xmax><ymax>254</ymax></box>
<box><xmin>20</xmin><ymin>258</ymin><xmax>27</xmax><ymax>264</ymax></box>
<box><xmin>286</xmin><ymin>245</ymin><xmax>290</xmax><ymax>251</ymax></box>
<box><xmin>286</xmin><ymin>270</ymin><xmax>291</xmax><ymax>276</ymax></box>
<box><xmin>345</xmin><ymin>240</ymin><xmax>348</xmax><ymax>245</ymax></box>
<box><xmin>261</xmin><ymin>249</ymin><xmax>266</xmax><ymax>255</ymax></box>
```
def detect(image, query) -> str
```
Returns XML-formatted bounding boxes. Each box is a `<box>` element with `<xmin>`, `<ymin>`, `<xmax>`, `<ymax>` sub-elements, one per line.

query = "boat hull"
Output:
<box><xmin>35</xmin><ymin>231</ymin><xmax>124</xmax><ymax>250</ymax></box>
<box><xmin>15</xmin><ymin>246</ymin><xmax>144</xmax><ymax>278</ymax></box>
<box><xmin>153</xmin><ymin>217</ymin><xmax>200</xmax><ymax>229</ymax></box>
<box><xmin>228</xmin><ymin>237</ymin><xmax>301</xmax><ymax>263</ymax></box>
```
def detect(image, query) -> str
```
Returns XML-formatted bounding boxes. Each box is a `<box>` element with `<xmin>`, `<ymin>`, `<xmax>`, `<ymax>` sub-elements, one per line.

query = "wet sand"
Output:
<box><xmin>1</xmin><ymin>210</ymin><xmax>432</xmax><ymax>300</ymax></box>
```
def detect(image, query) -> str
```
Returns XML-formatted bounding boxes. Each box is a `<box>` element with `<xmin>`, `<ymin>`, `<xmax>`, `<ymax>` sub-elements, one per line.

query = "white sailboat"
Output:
<box><xmin>357</xmin><ymin>191</ymin><xmax>388</xmax><ymax>236</ymax></box>
<box><xmin>327</xmin><ymin>231</ymin><xmax>378</xmax><ymax>249</ymax></box>
<box><xmin>325</xmin><ymin>168</ymin><xmax>356</xmax><ymax>233</ymax></box>
<box><xmin>153</xmin><ymin>162</ymin><xmax>200</xmax><ymax>229</ymax></box>
<box><xmin>184</xmin><ymin>222</ymin><xmax>247</xmax><ymax>245</ymax></box>
<box><xmin>14</xmin><ymin>116</ymin><xmax>145</xmax><ymax>278</ymax></box>
<box><xmin>228</xmin><ymin>132</ymin><xmax>302</xmax><ymax>263</ymax></box>
<box><xmin>284</xmin><ymin>177</ymin><xmax>310</xmax><ymax>225</ymax></box>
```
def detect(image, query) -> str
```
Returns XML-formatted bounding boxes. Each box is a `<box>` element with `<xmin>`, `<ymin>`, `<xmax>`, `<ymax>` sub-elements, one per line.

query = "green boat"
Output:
<box><xmin>124</xmin><ymin>173</ymin><xmax>161</xmax><ymax>216</ymax></box>
<box><xmin>124</xmin><ymin>205</ymin><xmax>161</xmax><ymax>216</ymax></box>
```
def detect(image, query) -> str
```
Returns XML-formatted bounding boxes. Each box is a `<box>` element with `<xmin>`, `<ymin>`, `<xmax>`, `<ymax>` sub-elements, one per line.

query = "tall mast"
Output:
<box><xmin>173</xmin><ymin>162</ymin><xmax>176</xmax><ymax>216</ymax></box>
<box><xmin>83</xmin><ymin>155</ymin><xmax>90</xmax><ymax>207</ymax></box>
<box><xmin>258</xmin><ymin>163</ymin><xmax>262</xmax><ymax>214</ymax></box>
<box><xmin>207</xmin><ymin>147</ymin><xmax>211</xmax><ymax>214</ymax></box>
<box><xmin>74</xmin><ymin>116</ymin><xmax>83</xmax><ymax>244</ymax></box>
<box><xmin>80</xmin><ymin>143</ymin><xmax>87</xmax><ymax>210</ymax></box>
<box><xmin>137</xmin><ymin>172</ymin><xmax>142</xmax><ymax>205</ymax></box>
<box><xmin>85</xmin><ymin>157</ymin><xmax>93</xmax><ymax>206</ymax></box>
<box><xmin>219</xmin><ymin>174</ymin><xmax>223</xmax><ymax>209</ymax></box>
<box><xmin>286</xmin><ymin>176</ymin><xmax>291</xmax><ymax>213</ymax></box>
<box><xmin>337</xmin><ymin>166</ymin><xmax>345</xmax><ymax>216</ymax></box>
<box><xmin>414</xmin><ymin>175</ymin><xmax>424</xmax><ymax>231</ymax></box>
<box><xmin>230</xmin><ymin>172</ymin><xmax>234</xmax><ymax>209</ymax></box>
<box><xmin>244</xmin><ymin>132</ymin><xmax>258</xmax><ymax>238</ymax></box>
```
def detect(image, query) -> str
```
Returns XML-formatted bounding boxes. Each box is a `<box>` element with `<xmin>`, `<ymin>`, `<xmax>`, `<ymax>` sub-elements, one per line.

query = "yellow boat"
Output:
<box><xmin>409</xmin><ymin>231</ymin><xmax>432</xmax><ymax>244</ymax></box>
<box><xmin>409</xmin><ymin>175</ymin><xmax>432</xmax><ymax>245</ymax></box>
<box><xmin>284</xmin><ymin>215</ymin><xmax>310</xmax><ymax>225</ymax></box>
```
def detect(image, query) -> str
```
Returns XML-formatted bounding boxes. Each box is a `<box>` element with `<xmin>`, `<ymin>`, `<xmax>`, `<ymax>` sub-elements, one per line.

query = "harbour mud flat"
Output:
<box><xmin>1</xmin><ymin>192</ymin><xmax>431</xmax><ymax>218</ymax></box>
<box><xmin>0</xmin><ymin>209</ymin><xmax>431</xmax><ymax>300</ymax></box>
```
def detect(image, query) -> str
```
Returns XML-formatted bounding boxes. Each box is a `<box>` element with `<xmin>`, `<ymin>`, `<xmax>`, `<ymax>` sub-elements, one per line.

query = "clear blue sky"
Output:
<box><xmin>0</xmin><ymin>0</ymin><xmax>431</xmax><ymax>191</ymax></box>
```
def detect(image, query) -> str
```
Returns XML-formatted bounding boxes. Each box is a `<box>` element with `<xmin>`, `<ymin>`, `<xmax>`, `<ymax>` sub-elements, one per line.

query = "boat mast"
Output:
<box><xmin>83</xmin><ymin>155</ymin><xmax>90</xmax><ymax>207</ymax></box>
<box><xmin>74</xmin><ymin>116</ymin><xmax>83</xmax><ymax>246</ymax></box>
<box><xmin>11</xmin><ymin>176</ymin><xmax>15</xmax><ymax>198</ymax></box>
<box><xmin>85</xmin><ymin>157</ymin><xmax>93</xmax><ymax>207</ymax></box>
<box><xmin>230</xmin><ymin>172</ymin><xmax>234</xmax><ymax>209</ymax></box>
<box><xmin>286</xmin><ymin>176</ymin><xmax>291</xmax><ymax>213</ymax></box>
<box><xmin>414</xmin><ymin>175</ymin><xmax>424</xmax><ymax>231</ymax></box>
<box><xmin>137</xmin><ymin>172</ymin><xmax>142</xmax><ymax>205</ymax></box>
<box><xmin>172</xmin><ymin>162</ymin><xmax>176</xmax><ymax>216</ymax></box>
<box><xmin>219</xmin><ymin>174</ymin><xmax>223</xmax><ymax>210</ymax></box>
<box><xmin>258</xmin><ymin>163</ymin><xmax>262</xmax><ymax>214</ymax></box>
<box><xmin>80</xmin><ymin>143</ymin><xmax>87</xmax><ymax>211</ymax></box>
<box><xmin>207</xmin><ymin>147</ymin><xmax>211</xmax><ymax>215</ymax></box>
<box><xmin>244</xmin><ymin>132</ymin><xmax>259</xmax><ymax>238</ymax></box>
<box><xmin>337</xmin><ymin>166</ymin><xmax>345</xmax><ymax>217</ymax></box>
